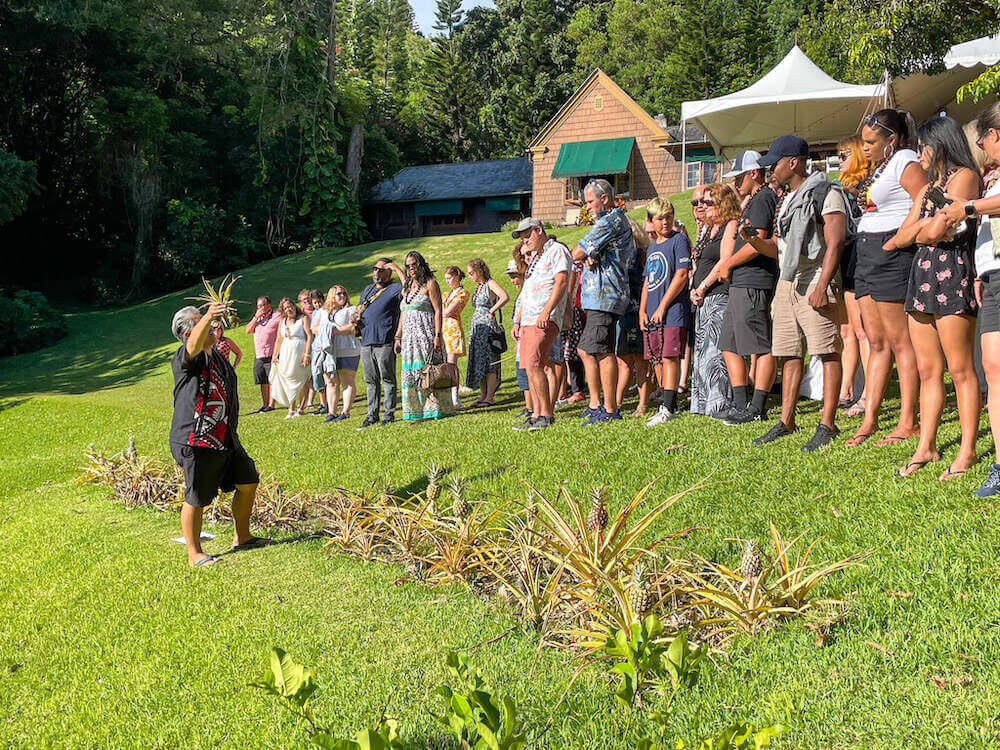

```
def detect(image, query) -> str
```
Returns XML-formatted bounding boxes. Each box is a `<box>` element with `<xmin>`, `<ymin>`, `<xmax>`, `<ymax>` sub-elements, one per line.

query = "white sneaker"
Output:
<box><xmin>645</xmin><ymin>405</ymin><xmax>675</xmax><ymax>427</ymax></box>
<box><xmin>554</xmin><ymin>398</ymin><xmax>569</xmax><ymax>410</ymax></box>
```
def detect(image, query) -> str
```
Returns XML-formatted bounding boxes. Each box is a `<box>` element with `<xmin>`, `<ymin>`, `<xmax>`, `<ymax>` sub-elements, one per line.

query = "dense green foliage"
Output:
<box><xmin>0</xmin><ymin>289</ymin><xmax>67</xmax><ymax>357</ymax></box>
<box><xmin>3</xmin><ymin>0</ymin><xmax>998</xmax><ymax>306</ymax></box>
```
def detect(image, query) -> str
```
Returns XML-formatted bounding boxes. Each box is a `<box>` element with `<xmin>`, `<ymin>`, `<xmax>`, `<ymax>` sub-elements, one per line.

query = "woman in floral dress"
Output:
<box><xmin>895</xmin><ymin>115</ymin><xmax>982</xmax><ymax>479</ymax></box>
<box><xmin>395</xmin><ymin>251</ymin><xmax>454</xmax><ymax>422</ymax></box>
<box><xmin>465</xmin><ymin>257</ymin><xmax>509</xmax><ymax>407</ymax></box>
<box><xmin>442</xmin><ymin>266</ymin><xmax>469</xmax><ymax>408</ymax></box>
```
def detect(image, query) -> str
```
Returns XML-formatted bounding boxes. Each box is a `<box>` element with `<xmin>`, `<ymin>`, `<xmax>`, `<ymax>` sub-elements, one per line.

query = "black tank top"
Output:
<box><xmin>691</xmin><ymin>228</ymin><xmax>729</xmax><ymax>297</ymax></box>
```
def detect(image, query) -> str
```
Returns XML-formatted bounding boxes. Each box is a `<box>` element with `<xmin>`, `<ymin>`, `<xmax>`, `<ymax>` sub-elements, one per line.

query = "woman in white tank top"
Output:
<box><xmin>845</xmin><ymin>109</ymin><xmax>929</xmax><ymax>449</ymax></box>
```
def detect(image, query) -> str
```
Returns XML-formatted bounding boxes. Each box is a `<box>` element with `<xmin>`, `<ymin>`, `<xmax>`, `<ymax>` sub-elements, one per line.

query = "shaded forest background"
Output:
<box><xmin>1</xmin><ymin>0</ymin><xmax>997</xmax><ymax>304</ymax></box>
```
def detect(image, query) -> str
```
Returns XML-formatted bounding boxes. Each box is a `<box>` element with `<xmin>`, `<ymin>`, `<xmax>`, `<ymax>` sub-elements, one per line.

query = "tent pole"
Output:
<box><xmin>681</xmin><ymin>120</ymin><xmax>686</xmax><ymax>189</ymax></box>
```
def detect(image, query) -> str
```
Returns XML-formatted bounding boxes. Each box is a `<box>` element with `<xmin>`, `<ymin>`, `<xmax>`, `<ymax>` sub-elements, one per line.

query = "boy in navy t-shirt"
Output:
<box><xmin>640</xmin><ymin>198</ymin><xmax>692</xmax><ymax>425</ymax></box>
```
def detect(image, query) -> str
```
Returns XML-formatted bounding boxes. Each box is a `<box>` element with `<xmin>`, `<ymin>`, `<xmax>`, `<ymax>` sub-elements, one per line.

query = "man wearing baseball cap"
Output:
<box><xmin>715</xmin><ymin>149</ymin><xmax>780</xmax><ymax>426</ymax></box>
<box><xmin>511</xmin><ymin>217</ymin><xmax>572</xmax><ymax>431</ymax></box>
<box><xmin>742</xmin><ymin>135</ymin><xmax>848</xmax><ymax>451</ymax></box>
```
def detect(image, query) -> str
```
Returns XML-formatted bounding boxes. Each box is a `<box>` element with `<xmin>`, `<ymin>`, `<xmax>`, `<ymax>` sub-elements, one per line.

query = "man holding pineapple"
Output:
<box><xmin>170</xmin><ymin>302</ymin><xmax>267</xmax><ymax>566</ymax></box>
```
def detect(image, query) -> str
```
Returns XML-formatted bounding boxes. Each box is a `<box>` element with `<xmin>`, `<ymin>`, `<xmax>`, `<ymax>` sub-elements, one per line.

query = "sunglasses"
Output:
<box><xmin>690</xmin><ymin>199</ymin><xmax>705</xmax><ymax>207</ymax></box>
<box><xmin>335</xmin><ymin>291</ymin><xmax>347</xmax><ymax>296</ymax></box>
<box><xmin>404</xmin><ymin>262</ymin><xmax>418</xmax><ymax>268</ymax></box>
<box><xmin>702</xmin><ymin>199</ymin><xmax>716</xmax><ymax>206</ymax></box>
<box><xmin>866</xmin><ymin>114</ymin><xmax>896</xmax><ymax>136</ymax></box>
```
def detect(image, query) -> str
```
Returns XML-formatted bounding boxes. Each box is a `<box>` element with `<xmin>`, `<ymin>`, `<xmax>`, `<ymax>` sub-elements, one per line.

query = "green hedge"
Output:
<box><xmin>0</xmin><ymin>289</ymin><xmax>67</xmax><ymax>357</ymax></box>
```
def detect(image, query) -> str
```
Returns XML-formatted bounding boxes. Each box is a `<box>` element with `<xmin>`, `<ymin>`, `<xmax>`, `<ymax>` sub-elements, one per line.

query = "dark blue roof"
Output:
<box><xmin>367</xmin><ymin>157</ymin><xmax>532</xmax><ymax>205</ymax></box>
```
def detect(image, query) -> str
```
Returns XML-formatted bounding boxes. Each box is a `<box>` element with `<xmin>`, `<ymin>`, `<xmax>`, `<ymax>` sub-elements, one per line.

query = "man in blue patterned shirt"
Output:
<box><xmin>571</xmin><ymin>179</ymin><xmax>637</xmax><ymax>424</ymax></box>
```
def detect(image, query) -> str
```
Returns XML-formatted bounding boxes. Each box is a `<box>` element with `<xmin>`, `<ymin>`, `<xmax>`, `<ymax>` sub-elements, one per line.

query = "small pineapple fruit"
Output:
<box><xmin>739</xmin><ymin>539</ymin><xmax>763</xmax><ymax>579</ymax></box>
<box><xmin>586</xmin><ymin>486</ymin><xmax>609</xmax><ymax>534</ymax></box>
<box><xmin>426</xmin><ymin>463</ymin><xmax>444</xmax><ymax>509</ymax></box>
<box><xmin>628</xmin><ymin>562</ymin><xmax>654</xmax><ymax>617</ymax></box>
<box><xmin>449</xmin><ymin>474</ymin><xmax>471</xmax><ymax>519</ymax></box>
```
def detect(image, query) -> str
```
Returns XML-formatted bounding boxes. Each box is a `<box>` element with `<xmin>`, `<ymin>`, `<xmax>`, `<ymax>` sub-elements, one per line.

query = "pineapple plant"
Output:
<box><xmin>426</xmin><ymin>463</ymin><xmax>444</xmax><ymax>511</ymax></box>
<box><xmin>628</xmin><ymin>561</ymin><xmax>655</xmax><ymax>618</ymax></box>
<box><xmin>739</xmin><ymin>539</ymin><xmax>763</xmax><ymax>580</ymax></box>
<box><xmin>586</xmin><ymin>486</ymin><xmax>608</xmax><ymax>534</ymax></box>
<box><xmin>125</xmin><ymin>435</ymin><xmax>137</xmax><ymax>460</ymax></box>
<box><xmin>449</xmin><ymin>474</ymin><xmax>471</xmax><ymax>519</ymax></box>
<box><xmin>186</xmin><ymin>273</ymin><xmax>242</xmax><ymax>328</ymax></box>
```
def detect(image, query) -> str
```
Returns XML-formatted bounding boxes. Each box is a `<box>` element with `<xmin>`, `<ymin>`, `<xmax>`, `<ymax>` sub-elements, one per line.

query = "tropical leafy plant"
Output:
<box><xmin>434</xmin><ymin>651</ymin><xmax>526</xmax><ymax>750</ymax></box>
<box><xmin>251</xmin><ymin>647</ymin><xmax>404</xmax><ymax>749</ymax></box>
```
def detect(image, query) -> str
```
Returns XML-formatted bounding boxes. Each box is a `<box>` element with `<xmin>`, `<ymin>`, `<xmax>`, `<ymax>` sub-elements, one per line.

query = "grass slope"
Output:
<box><xmin>3</xmin><ymin>194</ymin><xmax>1000</xmax><ymax>747</ymax></box>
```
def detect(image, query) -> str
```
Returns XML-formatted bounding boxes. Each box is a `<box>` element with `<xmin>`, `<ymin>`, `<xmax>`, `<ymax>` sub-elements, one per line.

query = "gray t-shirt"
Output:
<box><xmin>776</xmin><ymin>185</ymin><xmax>847</xmax><ymax>292</ymax></box>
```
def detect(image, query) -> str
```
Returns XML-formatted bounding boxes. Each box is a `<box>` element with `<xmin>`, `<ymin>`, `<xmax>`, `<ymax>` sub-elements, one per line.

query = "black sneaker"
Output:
<box><xmin>723</xmin><ymin>406</ymin><xmax>765</xmax><ymax>426</ymax></box>
<box><xmin>802</xmin><ymin>424</ymin><xmax>840</xmax><ymax>452</ymax></box>
<box><xmin>323</xmin><ymin>413</ymin><xmax>337</xmax><ymax>423</ymax></box>
<box><xmin>753</xmin><ymin>421</ymin><xmax>798</xmax><ymax>446</ymax></box>
<box><xmin>528</xmin><ymin>415</ymin><xmax>554</xmax><ymax>431</ymax></box>
<box><xmin>517</xmin><ymin>408</ymin><xmax>532</xmax><ymax>419</ymax></box>
<box><xmin>332</xmin><ymin>412</ymin><xmax>349</xmax><ymax>422</ymax></box>
<box><xmin>581</xmin><ymin>405</ymin><xmax>602</xmax><ymax>422</ymax></box>
<box><xmin>356</xmin><ymin>418</ymin><xmax>376</xmax><ymax>431</ymax></box>
<box><xmin>380</xmin><ymin>417</ymin><xmax>395</xmax><ymax>426</ymax></box>
<box><xmin>513</xmin><ymin>416</ymin><xmax>536</xmax><ymax>431</ymax></box>
<box><xmin>974</xmin><ymin>463</ymin><xmax>1000</xmax><ymax>497</ymax></box>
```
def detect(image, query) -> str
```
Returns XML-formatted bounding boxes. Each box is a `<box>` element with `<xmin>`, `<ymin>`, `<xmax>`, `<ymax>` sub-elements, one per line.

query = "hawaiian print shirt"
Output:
<box><xmin>577</xmin><ymin>207</ymin><xmax>636</xmax><ymax>315</ymax></box>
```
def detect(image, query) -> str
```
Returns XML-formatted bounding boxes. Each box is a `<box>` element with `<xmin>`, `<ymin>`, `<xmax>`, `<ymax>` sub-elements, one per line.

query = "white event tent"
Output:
<box><xmin>679</xmin><ymin>46</ymin><xmax>882</xmax><ymax>155</ymax></box>
<box><xmin>681</xmin><ymin>36</ymin><xmax>1000</xmax><ymax>157</ymax></box>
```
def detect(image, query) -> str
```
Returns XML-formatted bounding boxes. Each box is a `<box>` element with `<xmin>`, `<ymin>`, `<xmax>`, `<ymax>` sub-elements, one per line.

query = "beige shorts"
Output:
<box><xmin>771</xmin><ymin>279</ymin><xmax>845</xmax><ymax>358</ymax></box>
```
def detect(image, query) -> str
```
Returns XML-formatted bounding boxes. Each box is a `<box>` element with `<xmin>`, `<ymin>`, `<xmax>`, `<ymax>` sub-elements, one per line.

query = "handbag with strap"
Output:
<box><xmin>419</xmin><ymin>351</ymin><xmax>458</xmax><ymax>390</ymax></box>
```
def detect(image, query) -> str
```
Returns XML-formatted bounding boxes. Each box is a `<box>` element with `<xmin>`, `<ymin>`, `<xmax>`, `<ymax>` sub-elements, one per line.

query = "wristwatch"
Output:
<box><xmin>965</xmin><ymin>200</ymin><xmax>978</xmax><ymax>219</ymax></box>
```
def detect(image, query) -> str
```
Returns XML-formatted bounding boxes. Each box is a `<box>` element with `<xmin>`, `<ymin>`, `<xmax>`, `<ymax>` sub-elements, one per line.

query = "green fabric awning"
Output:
<box><xmin>485</xmin><ymin>196</ymin><xmax>522</xmax><ymax>211</ymax></box>
<box><xmin>415</xmin><ymin>199</ymin><xmax>463</xmax><ymax>217</ymax></box>
<box><xmin>684</xmin><ymin>146</ymin><xmax>721</xmax><ymax>163</ymax></box>
<box><xmin>551</xmin><ymin>137</ymin><xmax>635</xmax><ymax>178</ymax></box>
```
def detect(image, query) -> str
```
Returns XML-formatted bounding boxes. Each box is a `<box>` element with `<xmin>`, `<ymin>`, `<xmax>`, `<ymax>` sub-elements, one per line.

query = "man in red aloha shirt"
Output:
<box><xmin>169</xmin><ymin>302</ymin><xmax>268</xmax><ymax>566</ymax></box>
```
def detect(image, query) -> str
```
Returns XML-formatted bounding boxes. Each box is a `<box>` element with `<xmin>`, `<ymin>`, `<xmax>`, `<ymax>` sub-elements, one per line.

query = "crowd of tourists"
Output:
<box><xmin>167</xmin><ymin>101</ymin><xmax>1000</xmax><ymax>564</ymax></box>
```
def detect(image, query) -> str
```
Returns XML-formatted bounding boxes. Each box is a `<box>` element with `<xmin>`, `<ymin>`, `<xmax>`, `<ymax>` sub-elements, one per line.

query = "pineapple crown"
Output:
<box><xmin>447</xmin><ymin>474</ymin><xmax>466</xmax><ymax>495</ymax></box>
<box><xmin>428</xmin><ymin>463</ymin><xmax>444</xmax><ymax>482</ymax></box>
<box><xmin>589</xmin><ymin>486</ymin><xmax>606</xmax><ymax>508</ymax></box>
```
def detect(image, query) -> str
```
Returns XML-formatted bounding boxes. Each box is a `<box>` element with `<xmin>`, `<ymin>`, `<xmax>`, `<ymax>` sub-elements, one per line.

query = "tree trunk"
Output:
<box><xmin>345</xmin><ymin>122</ymin><xmax>364</xmax><ymax>198</ymax></box>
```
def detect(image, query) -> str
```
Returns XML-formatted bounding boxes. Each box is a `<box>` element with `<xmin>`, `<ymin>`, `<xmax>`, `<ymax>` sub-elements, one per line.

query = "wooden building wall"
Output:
<box><xmin>529</xmin><ymin>80</ymin><xmax>684</xmax><ymax>225</ymax></box>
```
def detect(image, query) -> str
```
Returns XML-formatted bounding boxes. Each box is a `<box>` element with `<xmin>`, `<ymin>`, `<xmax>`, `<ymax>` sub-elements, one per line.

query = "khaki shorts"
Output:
<box><xmin>771</xmin><ymin>279</ymin><xmax>845</xmax><ymax>358</ymax></box>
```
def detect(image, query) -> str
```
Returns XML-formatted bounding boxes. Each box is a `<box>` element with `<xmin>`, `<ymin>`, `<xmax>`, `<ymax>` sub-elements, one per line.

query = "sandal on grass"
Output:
<box><xmin>939</xmin><ymin>466</ymin><xmax>969</xmax><ymax>481</ymax></box>
<box><xmin>192</xmin><ymin>555</ymin><xmax>218</xmax><ymax>567</ymax></box>
<box><xmin>876</xmin><ymin>433</ymin><xmax>912</xmax><ymax>446</ymax></box>
<box><xmin>845</xmin><ymin>431</ymin><xmax>875</xmax><ymax>447</ymax></box>
<box><xmin>231</xmin><ymin>537</ymin><xmax>274</xmax><ymax>553</ymax></box>
<box><xmin>844</xmin><ymin>402</ymin><xmax>866</xmax><ymax>418</ymax></box>
<box><xmin>898</xmin><ymin>455</ymin><xmax>939</xmax><ymax>478</ymax></box>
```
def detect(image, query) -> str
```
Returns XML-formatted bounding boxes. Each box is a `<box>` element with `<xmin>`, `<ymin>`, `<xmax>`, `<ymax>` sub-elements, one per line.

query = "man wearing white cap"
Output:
<box><xmin>715</xmin><ymin>150</ymin><xmax>779</xmax><ymax>425</ymax></box>
<box><xmin>510</xmin><ymin>217</ymin><xmax>572</xmax><ymax>431</ymax></box>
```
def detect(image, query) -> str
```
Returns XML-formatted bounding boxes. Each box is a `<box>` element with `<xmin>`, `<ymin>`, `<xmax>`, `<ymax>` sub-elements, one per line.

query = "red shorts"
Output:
<box><xmin>520</xmin><ymin>320</ymin><xmax>559</xmax><ymax>368</ymax></box>
<box><xmin>644</xmin><ymin>326</ymin><xmax>686</xmax><ymax>361</ymax></box>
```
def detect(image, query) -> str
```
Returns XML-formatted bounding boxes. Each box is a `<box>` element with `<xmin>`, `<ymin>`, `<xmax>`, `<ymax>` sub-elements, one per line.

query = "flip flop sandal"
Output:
<box><xmin>231</xmin><ymin>537</ymin><xmax>274</xmax><ymax>553</ymax></box>
<box><xmin>939</xmin><ymin>467</ymin><xmax>968</xmax><ymax>481</ymax></box>
<box><xmin>844</xmin><ymin>403</ymin><xmax>866</xmax><ymax>418</ymax></box>
<box><xmin>898</xmin><ymin>459</ymin><xmax>934</xmax><ymax>478</ymax></box>
<box><xmin>838</xmin><ymin>398</ymin><xmax>853</xmax><ymax>409</ymax></box>
<box><xmin>193</xmin><ymin>555</ymin><xmax>218</xmax><ymax>567</ymax></box>
<box><xmin>876</xmin><ymin>434</ymin><xmax>911</xmax><ymax>446</ymax></box>
<box><xmin>845</xmin><ymin>432</ymin><xmax>875</xmax><ymax>447</ymax></box>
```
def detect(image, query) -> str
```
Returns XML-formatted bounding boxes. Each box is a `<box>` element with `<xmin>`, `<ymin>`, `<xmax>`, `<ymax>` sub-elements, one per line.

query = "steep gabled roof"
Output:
<box><xmin>367</xmin><ymin>158</ymin><xmax>532</xmax><ymax>205</ymax></box>
<box><xmin>527</xmin><ymin>70</ymin><xmax>672</xmax><ymax>153</ymax></box>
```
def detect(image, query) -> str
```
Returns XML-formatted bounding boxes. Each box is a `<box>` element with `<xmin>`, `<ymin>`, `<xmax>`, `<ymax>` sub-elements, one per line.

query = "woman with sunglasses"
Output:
<box><xmin>845</xmin><ymin>108</ymin><xmax>929</xmax><ymax>448</ymax></box>
<box><xmin>322</xmin><ymin>285</ymin><xmax>361</xmax><ymax>422</ymax></box>
<box><xmin>688</xmin><ymin>183</ymin><xmax>738</xmax><ymax>417</ymax></box>
<box><xmin>892</xmin><ymin>115</ymin><xmax>982</xmax><ymax>479</ymax></box>
<box><xmin>941</xmin><ymin>103</ymin><xmax>1000</xmax><ymax>495</ymax></box>
<box><xmin>835</xmin><ymin>135</ymin><xmax>870</xmax><ymax>417</ymax></box>
<box><xmin>395</xmin><ymin>251</ymin><xmax>454</xmax><ymax>422</ymax></box>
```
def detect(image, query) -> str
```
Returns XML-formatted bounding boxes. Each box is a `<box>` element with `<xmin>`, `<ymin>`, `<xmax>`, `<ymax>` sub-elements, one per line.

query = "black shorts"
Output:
<box><xmin>170</xmin><ymin>443</ymin><xmax>259</xmax><ymax>508</ymax></box>
<box><xmin>616</xmin><ymin>310</ymin><xmax>643</xmax><ymax>356</ymax></box>
<box><xmin>578</xmin><ymin>310</ymin><xmax>619</xmax><ymax>355</ymax></box>
<box><xmin>719</xmin><ymin>287</ymin><xmax>773</xmax><ymax>356</ymax></box>
<box><xmin>253</xmin><ymin>356</ymin><xmax>272</xmax><ymax>385</ymax></box>
<box><xmin>853</xmin><ymin>230</ymin><xmax>914</xmax><ymax>302</ymax></box>
<box><xmin>841</xmin><ymin>239</ymin><xmax>858</xmax><ymax>292</ymax></box>
<box><xmin>981</xmin><ymin>272</ymin><xmax>1000</xmax><ymax>334</ymax></box>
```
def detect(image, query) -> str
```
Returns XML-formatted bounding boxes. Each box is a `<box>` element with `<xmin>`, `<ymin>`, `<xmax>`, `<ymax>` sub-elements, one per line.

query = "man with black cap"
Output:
<box><xmin>742</xmin><ymin>134</ymin><xmax>848</xmax><ymax>452</ymax></box>
<box><xmin>715</xmin><ymin>150</ymin><xmax>779</xmax><ymax>425</ymax></box>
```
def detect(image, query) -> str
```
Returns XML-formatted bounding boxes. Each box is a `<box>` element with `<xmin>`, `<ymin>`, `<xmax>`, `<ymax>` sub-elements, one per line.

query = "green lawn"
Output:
<box><xmin>3</xmin><ymin>194</ymin><xmax>1000</xmax><ymax>748</ymax></box>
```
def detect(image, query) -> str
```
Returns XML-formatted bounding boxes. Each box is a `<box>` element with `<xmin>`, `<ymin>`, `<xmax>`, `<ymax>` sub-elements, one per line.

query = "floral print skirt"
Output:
<box><xmin>690</xmin><ymin>293</ymin><xmax>733</xmax><ymax>417</ymax></box>
<box><xmin>905</xmin><ymin>245</ymin><xmax>977</xmax><ymax>317</ymax></box>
